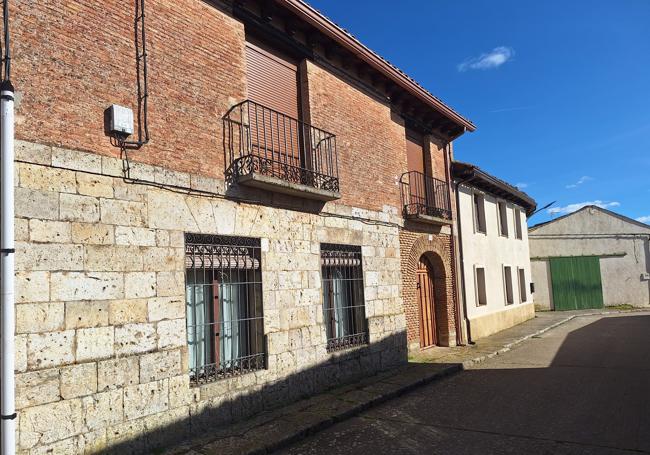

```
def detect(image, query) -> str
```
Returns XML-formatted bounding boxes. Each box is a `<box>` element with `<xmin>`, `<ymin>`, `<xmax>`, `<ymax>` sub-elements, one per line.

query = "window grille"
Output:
<box><xmin>320</xmin><ymin>244</ymin><xmax>368</xmax><ymax>352</ymax></box>
<box><xmin>185</xmin><ymin>233</ymin><xmax>265</xmax><ymax>385</ymax></box>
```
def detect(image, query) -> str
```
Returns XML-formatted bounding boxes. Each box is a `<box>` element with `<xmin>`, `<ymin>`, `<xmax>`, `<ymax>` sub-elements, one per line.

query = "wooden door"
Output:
<box><xmin>417</xmin><ymin>256</ymin><xmax>437</xmax><ymax>348</ymax></box>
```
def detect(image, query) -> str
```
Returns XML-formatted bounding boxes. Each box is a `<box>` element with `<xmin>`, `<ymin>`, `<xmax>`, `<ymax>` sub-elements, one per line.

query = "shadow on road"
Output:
<box><xmin>279</xmin><ymin>314</ymin><xmax>650</xmax><ymax>455</ymax></box>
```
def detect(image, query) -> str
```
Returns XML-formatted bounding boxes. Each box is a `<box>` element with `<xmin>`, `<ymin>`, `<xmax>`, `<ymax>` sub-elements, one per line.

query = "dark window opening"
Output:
<box><xmin>185</xmin><ymin>233</ymin><xmax>265</xmax><ymax>385</ymax></box>
<box><xmin>321</xmin><ymin>244</ymin><xmax>368</xmax><ymax>352</ymax></box>
<box><xmin>474</xmin><ymin>193</ymin><xmax>487</xmax><ymax>233</ymax></box>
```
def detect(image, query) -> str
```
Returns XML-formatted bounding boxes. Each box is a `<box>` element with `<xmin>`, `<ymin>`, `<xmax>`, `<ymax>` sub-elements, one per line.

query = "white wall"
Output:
<box><xmin>458</xmin><ymin>185</ymin><xmax>534</xmax><ymax>324</ymax></box>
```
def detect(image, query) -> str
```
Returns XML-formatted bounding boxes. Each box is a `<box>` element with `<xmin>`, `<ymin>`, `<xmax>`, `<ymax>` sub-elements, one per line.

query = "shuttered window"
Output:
<box><xmin>245</xmin><ymin>40</ymin><xmax>300</xmax><ymax>119</ymax></box>
<box><xmin>406</xmin><ymin>130</ymin><xmax>425</xmax><ymax>174</ymax></box>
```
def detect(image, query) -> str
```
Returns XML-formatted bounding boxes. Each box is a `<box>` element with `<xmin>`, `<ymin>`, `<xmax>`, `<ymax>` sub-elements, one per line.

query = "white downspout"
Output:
<box><xmin>0</xmin><ymin>77</ymin><xmax>16</xmax><ymax>455</ymax></box>
<box><xmin>0</xmin><ymin>75</ymin><xmax>16</xmax><ymax>455</ymax></box>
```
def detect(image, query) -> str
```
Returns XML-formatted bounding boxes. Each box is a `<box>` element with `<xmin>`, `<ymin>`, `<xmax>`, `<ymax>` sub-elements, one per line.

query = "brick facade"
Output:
<box><xmin>6</xmin><ymin>0</ymin><xmax>468</xmax><ymax>452</ymax></box>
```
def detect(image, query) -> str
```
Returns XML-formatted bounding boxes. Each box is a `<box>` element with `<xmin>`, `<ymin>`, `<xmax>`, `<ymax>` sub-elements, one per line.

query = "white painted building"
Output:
<box><xmin>452</xmin><ymin>162</ymin><xmax>537</xmax><ymax>340</ymax></box>
<box><xmin>529</xmin><ymin>206</ymin><xmax>650</xmax><ymax>311</ymax></box>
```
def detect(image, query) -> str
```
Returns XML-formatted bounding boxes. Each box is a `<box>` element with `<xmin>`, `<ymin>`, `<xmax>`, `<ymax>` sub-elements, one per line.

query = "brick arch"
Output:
<box><xmin>402</xmin><ymin>234</ymin><xmax>456</xmax><ymax>347</ymax></box>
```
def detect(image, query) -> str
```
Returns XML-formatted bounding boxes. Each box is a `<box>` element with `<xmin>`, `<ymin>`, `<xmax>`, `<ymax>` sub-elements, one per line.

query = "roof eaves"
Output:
<box><xmin>452</xmin><ymin>161</ymin><xmax>537</xmax><ymax>215</ymax></box>
<box><xmin>274</xmin><ymin>0</ymin><xmax>476</xmax><ymax>132</ymax></box>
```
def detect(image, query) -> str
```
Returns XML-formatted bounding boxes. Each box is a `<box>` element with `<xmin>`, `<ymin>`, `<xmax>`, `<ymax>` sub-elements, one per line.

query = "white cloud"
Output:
<box><xmin>548</xmin><ymin>200</ymin><xmax>620</xmax><ymax>216</ymax></box>
<box><xmin>636</xmin><ymin>216</ymin><xmax>650</xmax><ymax>224</ymax></box>
<box><xmin>565</xmin><ymin>175</ymin><xmax>593</xmax><ymax>189</ymax></box>
<box><xmin>458</xmin><ymin>46</ymin><xmax>515</xmax><ymax>72</ymax></box>
<box><xmin>514</xmin><ymin>182</ymin><xmax>528</xmax><ymax>190</ymax></box>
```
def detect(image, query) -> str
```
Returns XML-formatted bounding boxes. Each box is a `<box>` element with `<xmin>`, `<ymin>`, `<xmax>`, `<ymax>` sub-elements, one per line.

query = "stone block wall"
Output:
<box><xmin>10</xmin><ymin>142</ymin><xmax>407</xmax><ymax>454</ymax></box>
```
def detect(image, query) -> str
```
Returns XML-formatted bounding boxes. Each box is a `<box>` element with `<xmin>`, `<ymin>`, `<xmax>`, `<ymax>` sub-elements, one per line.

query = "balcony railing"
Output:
<box><xmin>400</xmin><ymin>171</ymin><xmax>452</xmax><ymax>221</ymax></box>
<box><xmin>223</xmin><ymin>100</ymin><xmax>340</xmax><ymax>199</ymax></box>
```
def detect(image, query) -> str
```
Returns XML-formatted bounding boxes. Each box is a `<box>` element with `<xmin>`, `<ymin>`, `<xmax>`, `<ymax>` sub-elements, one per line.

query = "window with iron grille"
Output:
<box><xmin>320</xmin><ymin>244</ymin><xmax>368</xmax><ymax>352</ymax></box>
<box><xmin>185</xmin><ymin>233</ymin><xmax>265</xmax><ymax>385</ymax></box>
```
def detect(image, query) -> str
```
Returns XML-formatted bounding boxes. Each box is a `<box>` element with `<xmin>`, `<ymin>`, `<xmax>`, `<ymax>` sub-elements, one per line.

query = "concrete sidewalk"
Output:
<box><xmin>164</xmin><ymin>308</ymin><xmax>643</xmax><ymax>455</ymax></box>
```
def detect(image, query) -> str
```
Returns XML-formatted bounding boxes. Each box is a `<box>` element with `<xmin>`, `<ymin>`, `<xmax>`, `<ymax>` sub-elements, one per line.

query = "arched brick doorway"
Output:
<box><xmin>401</xmin><ymin>234</ymin><xmax>457</xmax><ymax>348</ymax></box>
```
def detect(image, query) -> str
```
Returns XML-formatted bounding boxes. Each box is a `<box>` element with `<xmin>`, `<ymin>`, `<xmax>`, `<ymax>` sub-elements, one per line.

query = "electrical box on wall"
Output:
<box><xmin>107</xmin><ymin>104</ymin><xmax>134</xmax><ymax>136</ymax></box>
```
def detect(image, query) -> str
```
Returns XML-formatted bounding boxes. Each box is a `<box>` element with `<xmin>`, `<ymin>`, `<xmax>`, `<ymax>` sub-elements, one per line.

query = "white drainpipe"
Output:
<box><xmin>1</xmin><ymin>78</ymin><xmax>16</xmax><ymax>455</ymax></box>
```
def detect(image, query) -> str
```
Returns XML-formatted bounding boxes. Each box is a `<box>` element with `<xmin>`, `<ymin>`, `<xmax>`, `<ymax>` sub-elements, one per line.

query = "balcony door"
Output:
<box><xmin>406</xmin><ymin>130</ymin><xmax>428</xmax><ymax>214</ymax></box>
<box><xmin>245</xmin><ymin>39</ymin><xmax>302</xmax><ymax>171</ymax></box>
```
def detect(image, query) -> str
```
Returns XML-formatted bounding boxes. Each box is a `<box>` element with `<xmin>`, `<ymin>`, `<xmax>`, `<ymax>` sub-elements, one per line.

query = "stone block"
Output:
<box><xmin>101</xmin><ymin>155</ymin><xmax>125</xmax><ymax>177</ymax></box>
<box><xmin>98</xmin><ymin>357</ymin><xmax>139</xmax><ymax>391</ymax></box>
<box><xmin>65</xmin><ymin>300</ymin><xmax>109</xmax><ymax>329</ymax></box>
<box><xmin>154</xmin><ymin>166</ymin><xmax>191</xmax><ymax>187</ymax></box>
<box><xmin>148</xmin><ymin>296</ymin><xmax>184</xmax><ymax>322</ymax></box>
<box><xmin>125</xmin><ymin>272</ymin><xmax>156</xmax><ymax>298</ymax></box>
<box><xmin>15</xmin><ymin>241</ymin><xmax>83</xmax><ymax>271</ymax></box>
<box><xmin>100</xmin><ymin>198</ymin><xmax>147</xmax><ymax>226</ymax></box>
<box><xmin>115</xmin><ymin>323</ymin><xmax>157</xmax><ymax>355</ymax></box>
<box><xmin>139</xmin><ymin>350</ymin><xmax>181</xmax><ymax>383</ymax></box>
<box><xmin>16</xmin><ymin>302</ymin><xmax>64</xmax><ymax>334</ymax></box>
<box><xmin>15</xmin><ymin>187</ymin><xmax>59</xmax><ymax>220</ymax></box>
<box><xmin>29</xmin><ymin>219</ymin><xmax>71</xmax><ymax>243</ymax></box>
<box><xmin>147</xmin><ymin>191</ymin><xmax>198</xmax><ymax>231</ymax></box>
<box><xmin>52</xmin><ymin>146</ymin><xmax>102</xmax><ymax>173</ymax></box>
<box><xmin>113</xmin><ymin>179</ymin><xmax>148</xmax><ymax>202</ymax></box>
<box><xmin>84</xmin><ymin>245</ymin><xmax>144</xmax><ymax>272</ymax></box>
<box><xmin>15</xmin><ymin>334</ymin><xmax>27</xmax><ymax>372</ymax></box>
<box><xmin>60</xmin><ymin>362</ymin><xmax>98</xmax><ymax>399</ymax></box>
<box><xmin>15</xmin><ymin>217</ymin><xmax>29</xmax><ymax>241</ymax></box>
<box><xmin>157</xmin><ymin>318</ymin><xmax>186</xmax><ymax>349</ymax></box>
<box><xmin>28</xmin><ymin>435</ymin><xmax>84</xmax><ymax>455</ymax></box>
<box><xmin>168</xmin><ymin>374</ymin><xmax>196</xmax><ymax>409</ymax></box>
<box><xmin>50</xmin><ymin>272</ymin><xmax>124</xmax><ymax>301</ymax></box>
<box><xmin>155</xmin><ymin>229</ymin><xmax>170</xmax><ymax>246</ymax></box>
<box><xmin>82</xmin><ymin>389</ymin><xmax>124</xmax><ymax>431</ymax></box>
<box><xmin>76</xmin><ymin>326</ymin><xmax>114</xmax><ymax>362</ymax></box>
<box><xmin>60</xmin><ymin>193</ymin><xmax>100</xmax><ymax>222</ymax></box>
<box><xmin>19</xmin><ymin>163</ymin><xmax>76</xmax><ymax>193</ymax></box>
<box><xmin>76</xmin><ymin>172</ymin><xmax>114</xmax><ymax>198</ymax></box>
<box><xmin>109</xmin><ymin>299</ymin><xmax>148</xmax><ymax>325</ymax></box>
<box><xmin>27</xmin><ymin>330</ymin><xmax>75</xmax><ymax>369</ymax></box>
<box><xmin>115</xmin><ymin>226</ymin><xmax>157</xmax><ymax>246</ymax></box>
<box><xmin>156</xmin><ymin>271</ymin><xmax>184</xmax><ymax>297</ymax></box>
<box><xmin>15</xmin><ymin>368</ymin><xmax>60</xmax><ymax>409</ymax></box>
<box><xmin>143</xmin><ymin>247</ymin><xmax>184</xmax><ymax>272</ymax></box>
<box><xmin>70</xmin><ymin>222</ymin><xmax>114</xmax><ymax>245</ymax></box>
<box><xmin>123</xmin><ymin>380</ymin><xmax>169</xmax><ymax>420</ymax></box>
<box><xmin>16</xmin><ymin>140</ymin><xmax>52</xmax><ymax>165</ymax></box>
<box><xmin>83</xmin><ymin>429</ymin><xmax>108</xmax><ymax>454</ymax></box>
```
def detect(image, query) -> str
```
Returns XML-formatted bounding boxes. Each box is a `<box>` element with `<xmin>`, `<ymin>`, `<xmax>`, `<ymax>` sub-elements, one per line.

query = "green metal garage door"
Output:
<box><xmin>549</xmin><ymin>256</ymin><xmax>604</xmax><ymax>311</ymax></box>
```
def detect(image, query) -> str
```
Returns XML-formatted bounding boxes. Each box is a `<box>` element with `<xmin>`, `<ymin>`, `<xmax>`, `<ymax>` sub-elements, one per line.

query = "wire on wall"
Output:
<box><xmin>111</xmin><ymin>0</ymin><xmax>150</xmax><ymax>153</ymax></box>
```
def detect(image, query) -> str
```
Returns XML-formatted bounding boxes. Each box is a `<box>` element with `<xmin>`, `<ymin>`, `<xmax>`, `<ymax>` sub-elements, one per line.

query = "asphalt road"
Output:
<box><xmin>279</xmin><ymin>313</ymin><xmax>650</xmax><ymax>455</ymax></box>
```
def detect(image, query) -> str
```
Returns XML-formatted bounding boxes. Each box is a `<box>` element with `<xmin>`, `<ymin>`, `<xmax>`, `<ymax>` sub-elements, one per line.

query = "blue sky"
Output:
<box><xmin>308</xmin><ymin>0</ymin><xmax>650</xmax><ymax>225</ymax></box>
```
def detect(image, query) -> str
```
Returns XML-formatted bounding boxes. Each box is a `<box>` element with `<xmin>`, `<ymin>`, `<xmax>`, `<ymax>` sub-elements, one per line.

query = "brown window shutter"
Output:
<box><xmin>245</xmin><ymin>40</ymin><xmax>300</xmax><ymax>120</ymax></box>
<box><xmin>406</xmin><ymin>130</ymin><xmax>425</xmax><ymax>174</ymax></box>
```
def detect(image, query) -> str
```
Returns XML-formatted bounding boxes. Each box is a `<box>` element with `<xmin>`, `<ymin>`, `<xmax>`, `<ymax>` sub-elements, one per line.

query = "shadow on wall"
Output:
<box><xmin>94</xmin><ymin>331</ymin><xmax>408</xmax><ymax>454</ymax></box>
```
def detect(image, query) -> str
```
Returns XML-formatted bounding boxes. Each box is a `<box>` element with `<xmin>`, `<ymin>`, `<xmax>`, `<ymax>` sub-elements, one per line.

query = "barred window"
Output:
<box><xmin>320</xmin><ymin>244</ymin><xmax>368</xmax><ymax>352</ymax></box>
<box><xmin>185</xmin><ymin>233</ymin><xmax>265</xmax><ymax>385</ymax></box>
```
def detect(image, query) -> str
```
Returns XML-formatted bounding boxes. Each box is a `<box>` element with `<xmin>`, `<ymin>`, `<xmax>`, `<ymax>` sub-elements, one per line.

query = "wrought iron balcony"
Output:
<box><xmin>223</xmin><ymin>100</ymin><xmax>340</xmax><ymax>201</ymax></box>
<box><xmin>400</xmin><ymin>171</ymin><xmax>452</xmax><ymax>223</ymax></box>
